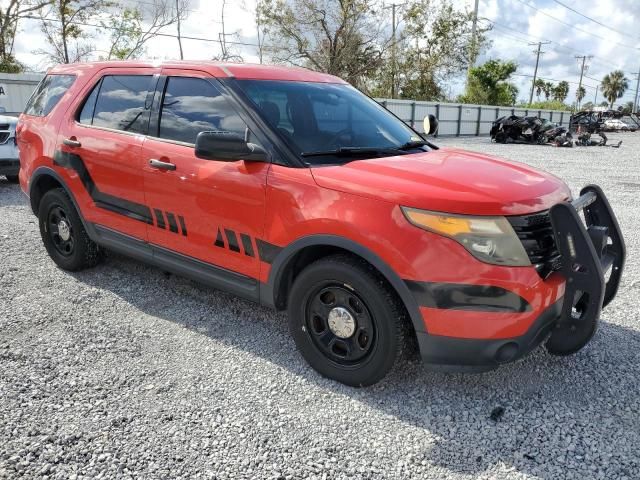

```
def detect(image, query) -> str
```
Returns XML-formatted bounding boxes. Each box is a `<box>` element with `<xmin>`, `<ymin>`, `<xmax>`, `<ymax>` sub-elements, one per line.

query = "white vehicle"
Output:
<box><xmin>603</xmin><ymin>118</ymin><xmax>636</xmax><ymax>132</ymax></box>
<box><xmin>0</xmin><ymin>114</ymin><xmax>19</xmax><ymax>183</ymax></box>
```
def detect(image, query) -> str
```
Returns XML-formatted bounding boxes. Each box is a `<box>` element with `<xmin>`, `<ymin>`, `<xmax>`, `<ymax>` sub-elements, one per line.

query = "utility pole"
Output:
<box><xmin>594</xmin><ymin>85</ymin><xmax>598</xmax><ymax>105</ymax></box>
<box><xmin>383</xmin><ymin>3</ymin><xmax>402</xmax><ymax>99</ymax></box>
<box><xmin>633</xmin><ymin>66</ymin><xmax>640</xmax><ymax>113</ymax></box>
<box><xmin>467</xmin><ymin>0</ymin><xmax>480</xmax><ymax>77</ymax></box>
<box><xmin>528</xmin><ymin>42</ymin><xmax>550</xmax><ymax>106</ymax></box>
<box><xmin>575</xmin><ymin>55</ymin><xmax>592</xmax><ymax>110</ymax></box>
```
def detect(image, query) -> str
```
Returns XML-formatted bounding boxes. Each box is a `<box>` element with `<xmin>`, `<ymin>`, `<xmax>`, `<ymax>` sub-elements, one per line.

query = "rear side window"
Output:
<box><xmin>89</xmin><ymin>75</ymin><xmax>152</xmax><ymax>134</ymax></box>
<box><xmin>158</xmin><ymin>77</ymin><xmax>247</xmax><ymax>144</ymax></box>
<box><xmin>24</xmin><ymin>74</ymin><xmax>75</xmax><ymax>117</ymax></box>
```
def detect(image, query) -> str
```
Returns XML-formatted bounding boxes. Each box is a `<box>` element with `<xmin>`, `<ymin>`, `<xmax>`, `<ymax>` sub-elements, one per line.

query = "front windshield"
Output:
<box><xmin>235</xmin><ymin>79</ymin><xmax>428</xmax><ymax>164</ymax></box>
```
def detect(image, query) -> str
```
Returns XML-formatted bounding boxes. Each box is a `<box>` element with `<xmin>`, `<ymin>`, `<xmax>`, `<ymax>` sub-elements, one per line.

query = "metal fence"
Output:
<box><xmin>377</xmin><ymin>98</ymin><xmax>571</xmax><ymax>137</ymax></box>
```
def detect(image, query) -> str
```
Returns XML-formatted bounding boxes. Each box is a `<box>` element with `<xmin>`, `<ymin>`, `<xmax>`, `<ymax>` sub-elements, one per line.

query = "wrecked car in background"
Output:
<box><xmin>490</xmin><ymin>115</ymin><xmax>573</xmax><ymax>147</ymax></box>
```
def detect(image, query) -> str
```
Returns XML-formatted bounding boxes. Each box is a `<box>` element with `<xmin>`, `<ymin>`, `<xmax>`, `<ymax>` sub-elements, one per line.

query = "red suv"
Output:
<box><xmin>17</xmin><ymin>61</ymin><xmax>626</xmax><ymax>386</ymax></box>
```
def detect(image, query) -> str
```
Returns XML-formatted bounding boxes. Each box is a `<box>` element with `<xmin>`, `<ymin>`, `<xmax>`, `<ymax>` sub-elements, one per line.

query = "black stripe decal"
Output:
<box><xmin>240</xmin><ymin>233</ymin><xmax>254</xmax><ymax>257</ymax></box>
<box><xmin>214</xmin><ymin>228</ymin><xmax>225</xmax><ymax>248</ymax></box>
<box><xmin>154</xmin><ymin>209</ymin><xmax>166</xmax><ymax>229</ymax></box>
<box><xmin>256</xmin><ymin>239</ymin><xmax>282</xmax><ymax>264</ymax></box>
<box><xmin>178</xmin><ymin>215</ymin><xmax>187</xmax><ymax>236</ymax></box>
<box><xmin>166</xmin><ymin>212</ymin><xmax>178</xmax><ymax>233</ymax></box>
<box><xmin>405</xmin><ymin>280</ymin><xmax>531</xmax><ymax>313</ymax></box>
<box><xmin>54</xmin><ymin>150</ymin><xmax>153</xmax><ymax>224</ymax></box>
<box><xmin>225</xmin><ymin>229</ymin><xmax>240</xmax><ymax>252</ymax></box>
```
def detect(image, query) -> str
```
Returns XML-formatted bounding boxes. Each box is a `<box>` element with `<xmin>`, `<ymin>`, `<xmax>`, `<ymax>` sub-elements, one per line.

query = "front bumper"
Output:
<box><xmin>0</xmin><ymin>158</ymin><xmax>19</xmax><ymax>176</ymax></box>
<box><xmin>418</xmin><ymin>184</ymin><xmax>626</xmax><ymax>371</ymax></box>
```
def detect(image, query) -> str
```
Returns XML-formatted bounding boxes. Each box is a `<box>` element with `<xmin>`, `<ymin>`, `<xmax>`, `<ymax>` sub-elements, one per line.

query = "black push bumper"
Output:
<box><xmin>419</xmin><ymin>184</ymin><xmax>626</xmax><ymax>371</ymax></box>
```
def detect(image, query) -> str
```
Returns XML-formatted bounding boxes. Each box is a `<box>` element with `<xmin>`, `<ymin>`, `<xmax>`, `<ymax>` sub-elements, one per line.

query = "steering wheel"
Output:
<box><xmin>325</xmin><ymin>128</ymin><xmax>353</xmax><ymax>148</ymax></box>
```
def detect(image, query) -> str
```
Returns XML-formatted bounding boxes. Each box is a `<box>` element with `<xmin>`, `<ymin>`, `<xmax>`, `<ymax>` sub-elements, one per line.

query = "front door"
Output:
<box><xmin>141</xmin><ymin>70</ymin><xmax>270</xmax><ymax>281</ymax></box>
<box><xmin>56</xmin><ymin>69</ymin><xmax>158</xmax><ymax>240</ymax></box>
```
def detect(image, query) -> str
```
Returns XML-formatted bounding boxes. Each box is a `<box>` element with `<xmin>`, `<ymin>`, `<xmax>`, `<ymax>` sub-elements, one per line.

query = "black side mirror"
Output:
<box><xmin>423</xmin><ymin>114</ymin><xmax>439</xmax><ymax>135</ymax></box>
<box><xmin>194</xmin><ymin>131</ymin><xmax>268</xmax><ymax>162</ymax></box>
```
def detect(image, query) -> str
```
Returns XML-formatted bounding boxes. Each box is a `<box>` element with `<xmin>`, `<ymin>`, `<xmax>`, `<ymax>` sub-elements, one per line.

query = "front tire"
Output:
<box><xmin>287</xmin><ymin>254</ymin><xmax>409</xmax><ymax>387</ymax></box>
<box><xmin>38</xmin><ymin>188</ymin><xmax>102</xmax><ymax>271</ymax></box>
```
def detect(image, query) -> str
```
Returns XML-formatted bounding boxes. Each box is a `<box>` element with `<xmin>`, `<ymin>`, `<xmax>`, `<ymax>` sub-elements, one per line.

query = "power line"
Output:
<box><xmin>512</xmin><ymin>0</ymin><xmax>639</xmax><ymax>51</ymax></box>
<box><xmin>550</xmin><ymin>0</ymin><xmax>638</xmax><ymax>41</ymax></box>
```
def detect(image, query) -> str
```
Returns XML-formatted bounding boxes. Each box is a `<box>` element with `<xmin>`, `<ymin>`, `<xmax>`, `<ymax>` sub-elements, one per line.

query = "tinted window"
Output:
<box><xmin>159</xmin><ymin>77</ymin><xmax>247</xmax><ymax>144</ymax></box>
<box><xmin>24</xmin><ymin>74</ymin><xmax>75</xmax><ymax>117</ymax></box>
<box><xmin>236</xmin><ymin>80</ymin><xmax>426</xmax><ymax>163</ymax></box>
<box><xmin>78</xmin><ymin>81</ymin><xmax>100</xmax><ymax>124</ymax></box>
<box><xmin>92</xmin><ymin>75</ymin><xmax>152</xmax><ymax>134</ymax></box>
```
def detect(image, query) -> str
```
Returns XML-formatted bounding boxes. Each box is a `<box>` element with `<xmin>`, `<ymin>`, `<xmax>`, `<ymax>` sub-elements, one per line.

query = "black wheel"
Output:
<box><xmin>287</xmin><ymin>254</ymin><xmax>410</xmax><ymax>387</ymax></box>
<box><xmin>5</xmin><ymin>174</ymin><xmax>18</xmax><ymax>183</ymax></box>
<box><xmin>38</xmin><ymin>188</ymin><xmax>102</xmax><ymax>271</ymax></box>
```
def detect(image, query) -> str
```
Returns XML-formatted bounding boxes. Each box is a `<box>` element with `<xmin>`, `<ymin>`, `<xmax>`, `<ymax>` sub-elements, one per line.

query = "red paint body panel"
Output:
<box><xmin>19</xmin><ymin>60</ymin><xmax>573</xmax><ymax>348</ymax></box>
<box><xmin>311</xmin><ymin>148</ymin><xmax>571</xmax><ymax>216</ymax></box>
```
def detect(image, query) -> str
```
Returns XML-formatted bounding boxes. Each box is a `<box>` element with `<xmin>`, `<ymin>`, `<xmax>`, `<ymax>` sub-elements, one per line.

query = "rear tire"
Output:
<box><xmin>38</xmin><ymin>188</ymin><xmax>102</xmax><ymax>271</ymax></box>
<box><xmin>287</xmin><ymin>254</ymin><xmax>409</xmax><ymax>387</ymax></box>
<box><xmin>5</xmin><ymin>174</ymin><xmax>18</xmax><ymax>183</ymax></box>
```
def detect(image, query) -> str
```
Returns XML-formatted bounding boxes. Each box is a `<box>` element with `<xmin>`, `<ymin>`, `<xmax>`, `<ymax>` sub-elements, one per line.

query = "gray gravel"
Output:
<box><xmin>2</xmin><ymin>133</ymin><xmax>640</xmax><ymax>479</ymax></box>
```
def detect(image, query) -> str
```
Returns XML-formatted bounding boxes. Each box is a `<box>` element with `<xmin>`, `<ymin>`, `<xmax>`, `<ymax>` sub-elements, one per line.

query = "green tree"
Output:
<box><xmin>0</xmin><ymin>0</ymin><xmax>50</xmax><ymax>72</ymax></box>
<box><xmin>37</xmin><ymin>0</ymin><xmax>114</xmax><ymax>64</ymax></box>
<box><xmin>542</xmin><ymin>81</ymin><xmax>553</xmax><ymax>100</ymax></box>
<box><xmin>620</xmin><ymin>101</ymin><xmax>634</xmax><ymax>115</ymax></box>
<box><xmin>575</xmin><ymin>85</ymin><xmax>586</xmax><ymax>104</ymax></box>
<box><xmin>459</xmin><ymin>59</ymin><xmax>518</xmax><ymax>106</ymax></box>
<box><xmin>100</xmin><ymin>1</ymin><xmax>188</xmax><ymax>60</ymax></box>
<box><xmin>553</xmin><ymin>80</ymin><xmax>569</xmax><ymax>103</ymax></box>
<box><xmin>601</xmin><ymin>70</ymin><xmax>629</xmax><ymax>109</ymax></box>
<box><xmin>533</xmin><ymin>78</ymin><xmax>546</xmax><ymax>100</ymax></box>
<box><xmin>582</xmin><ymin>101</ymin><xmax>594</xmax><ymax>111</ymax></box>
<box><xmin>256</xmin><ymin>0</ymin><xmax>389</xmax><ymax>89</ymax></box>
<box><xmin>379</xmin><ymin>0</ymin><xmax>490</xmax><ymax>101</ymax></box>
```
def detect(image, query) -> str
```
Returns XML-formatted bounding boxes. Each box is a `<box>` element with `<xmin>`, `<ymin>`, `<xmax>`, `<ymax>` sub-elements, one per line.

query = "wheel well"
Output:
<box><xmin>273</xmin><ymin>245</ymin><xmax>406</xmax><ymax>314</ymax></box>
<box><xmin>30</xmin><ymin>174</ymin><xmax>64</xmax><ymax>215</ymax></box>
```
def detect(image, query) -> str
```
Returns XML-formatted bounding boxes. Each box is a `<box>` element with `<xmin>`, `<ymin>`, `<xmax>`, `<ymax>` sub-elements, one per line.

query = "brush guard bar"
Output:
<box><xmin>546</xmin><ymin>185</ymin><xmax>626</xmax><ymax>355</ymax></box>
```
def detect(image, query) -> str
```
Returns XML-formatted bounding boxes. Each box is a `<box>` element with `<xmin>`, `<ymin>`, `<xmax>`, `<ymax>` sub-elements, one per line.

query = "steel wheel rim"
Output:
<box><xmin>47</xmin><ymin>205</ymin><xmax>75</xmax><ymax>257</ymax></box>
<box><xmin>305</xmin><ymin>284</ymin><xmax>376</xmax><ymax>365</ymax></box>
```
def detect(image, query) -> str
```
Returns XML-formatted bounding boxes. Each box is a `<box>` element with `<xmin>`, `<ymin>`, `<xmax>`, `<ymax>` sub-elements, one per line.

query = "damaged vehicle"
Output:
<box><xmin>490</xmin><ymin>115</ymin><xmax>573</xmax><ymax>147</ymax></box>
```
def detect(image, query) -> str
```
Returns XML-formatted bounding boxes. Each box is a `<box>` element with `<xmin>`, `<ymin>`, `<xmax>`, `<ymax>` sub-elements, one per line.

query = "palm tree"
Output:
<box><xmin>534</xmin><ymin>78</ymin><xmax>546</xmax><ymax>100</ymax></box>
<box><xmin>601</xmin><ymin>70</ymin><xmax>629</xmax><ymax>109</ymax></box>
<box><xmin>575</xmin><ymin>86</ymin><xmax>586</xmax><ymax>105</ymax></box>
<box><xmin>553</xmin><ymin>81</ymin><xmax>569</xmax><ymax>103</ymax></box>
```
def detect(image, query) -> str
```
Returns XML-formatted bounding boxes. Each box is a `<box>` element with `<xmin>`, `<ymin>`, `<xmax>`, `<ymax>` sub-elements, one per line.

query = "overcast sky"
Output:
<box><xmin>10</xmin><ymin>0</ymin><xmax>640</xmax><ymax>105</ymax></box>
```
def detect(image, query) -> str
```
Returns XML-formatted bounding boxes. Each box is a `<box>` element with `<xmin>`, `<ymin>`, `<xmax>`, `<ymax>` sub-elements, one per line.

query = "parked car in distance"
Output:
<box><xmin>0</xmin><ymin>114</ymin><xmax>19</xmax><ymax>183</ymax></box>
<box><xmin>17</xmin><ymin>61</ymin><xmax>626</xmax><ymax>386</ymax></box>
<box><xmin>602</xmin><ymin>118</ymin><xmax>636</xmax><ymax>132</ymax></box>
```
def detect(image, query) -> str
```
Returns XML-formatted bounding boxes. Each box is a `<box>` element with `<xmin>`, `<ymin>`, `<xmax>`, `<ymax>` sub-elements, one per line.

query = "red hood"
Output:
<box><xmin>310</xmin><ymin>147</ymin><xmax>571</xmax><ymax>216</ymax></box>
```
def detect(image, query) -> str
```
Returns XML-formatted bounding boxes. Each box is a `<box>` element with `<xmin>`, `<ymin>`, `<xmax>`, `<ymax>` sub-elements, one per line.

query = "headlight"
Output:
<box><xmin>401</xmin><ymin>207</ymin><xmax>531</xmax><ymax>267</ymax></box>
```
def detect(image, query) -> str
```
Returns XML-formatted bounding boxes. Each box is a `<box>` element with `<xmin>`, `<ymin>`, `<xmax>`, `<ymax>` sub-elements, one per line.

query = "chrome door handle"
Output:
<box><xmin>149</xmin><ymin>159</ymin><xmax>176</xmax><ymax>171</ymax></box>
<box><xmin>63</xmin><ymin>138</ymin><xmax>81</xmax><ymax>148</ymax></box>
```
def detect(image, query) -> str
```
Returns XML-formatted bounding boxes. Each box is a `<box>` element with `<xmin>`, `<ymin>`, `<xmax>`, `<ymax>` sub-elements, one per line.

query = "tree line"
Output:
<box><xmin>0</xmin><ymin>0</ymin><xmax>635</xmax><ymax>112</ymax></box>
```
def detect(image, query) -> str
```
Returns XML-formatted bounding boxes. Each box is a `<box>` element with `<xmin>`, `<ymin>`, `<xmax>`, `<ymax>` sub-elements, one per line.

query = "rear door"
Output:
<box><xmin>56</xmin><ymin>68</ymin><xmax>158</xmax><ymax>240</ymax></box>
<box><xmin>141</xmin><ymin>69</ymin><xmax>270</xmax><ymax>281</ymax></box>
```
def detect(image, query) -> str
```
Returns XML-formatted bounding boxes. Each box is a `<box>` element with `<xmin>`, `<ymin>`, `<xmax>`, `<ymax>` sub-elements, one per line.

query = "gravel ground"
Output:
<box><xmin>1</xmin><ymin>133</ymin><xmax>639</xmax><ymax>480</ymax></box>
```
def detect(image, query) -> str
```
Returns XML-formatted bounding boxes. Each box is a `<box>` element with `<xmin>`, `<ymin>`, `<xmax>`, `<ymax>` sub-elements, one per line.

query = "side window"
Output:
<box><xmin>92</xmin><ymin>75</ymin><xmax>152</xmax><ymax>134</ymax></box>
<box><xmin>24</xmin><ymin>74</ymin><xmax>75</xmax><ymax>117</ymax></box>
<box><xmin>158</xmin><ymin>77</ymin><xmax>247</xmax><ymax>144</ymax></box>
<box><xmin>78</xmin><ymin>81</ymin><xmax>100</xmax><ymax>125</ymax></box>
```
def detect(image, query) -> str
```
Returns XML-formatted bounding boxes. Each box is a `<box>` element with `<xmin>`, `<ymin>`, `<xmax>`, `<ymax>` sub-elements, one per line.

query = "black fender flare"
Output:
<box><xmin>260</xmin><ymin>234</ymin><xmax>427</xmax><ymax>335</ymax></box>
<box><xmin>28</xmin><ymin>166</ymin><xmax>91</xmax><ymax>232</ymax></box>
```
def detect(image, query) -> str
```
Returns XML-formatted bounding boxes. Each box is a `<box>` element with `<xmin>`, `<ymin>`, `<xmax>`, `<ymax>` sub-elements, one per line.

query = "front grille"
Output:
<box><xmin>0</xmin><ymin>124</ymin><xmax>9</xmax><ymax>130</ymax></box>
<box><xmin>0</xmin><ymin>131</ymin><xmax>9</xmax><ymax>144</ymax></box>
<box><xmin>508</xmin><ymin>210</ymin><xmax>561</xmax><ymax>277</ymax></box>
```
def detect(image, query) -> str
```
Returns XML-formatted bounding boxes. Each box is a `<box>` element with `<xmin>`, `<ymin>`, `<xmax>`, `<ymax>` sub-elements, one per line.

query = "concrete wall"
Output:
<box><xmin>0</xmin><ymin>72</ymin><xmax>44</xmax><ymax>116</ymax></box>
<box><xmin>376</xmin><ymin>98</ymin><xmax>572</xmax><ymax>137</ymax></box>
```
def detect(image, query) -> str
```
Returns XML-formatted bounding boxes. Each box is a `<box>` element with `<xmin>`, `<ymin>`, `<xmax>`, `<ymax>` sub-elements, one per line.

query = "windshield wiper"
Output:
<box><xmin>396</xmin><ymin>140</ymin><xmax>428</xmax><ymax>150</ymax></box>
<box><xmin>301</xmin><ymin>146</ymin><xmax>409</xmax><ymax>158</ymax></box>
